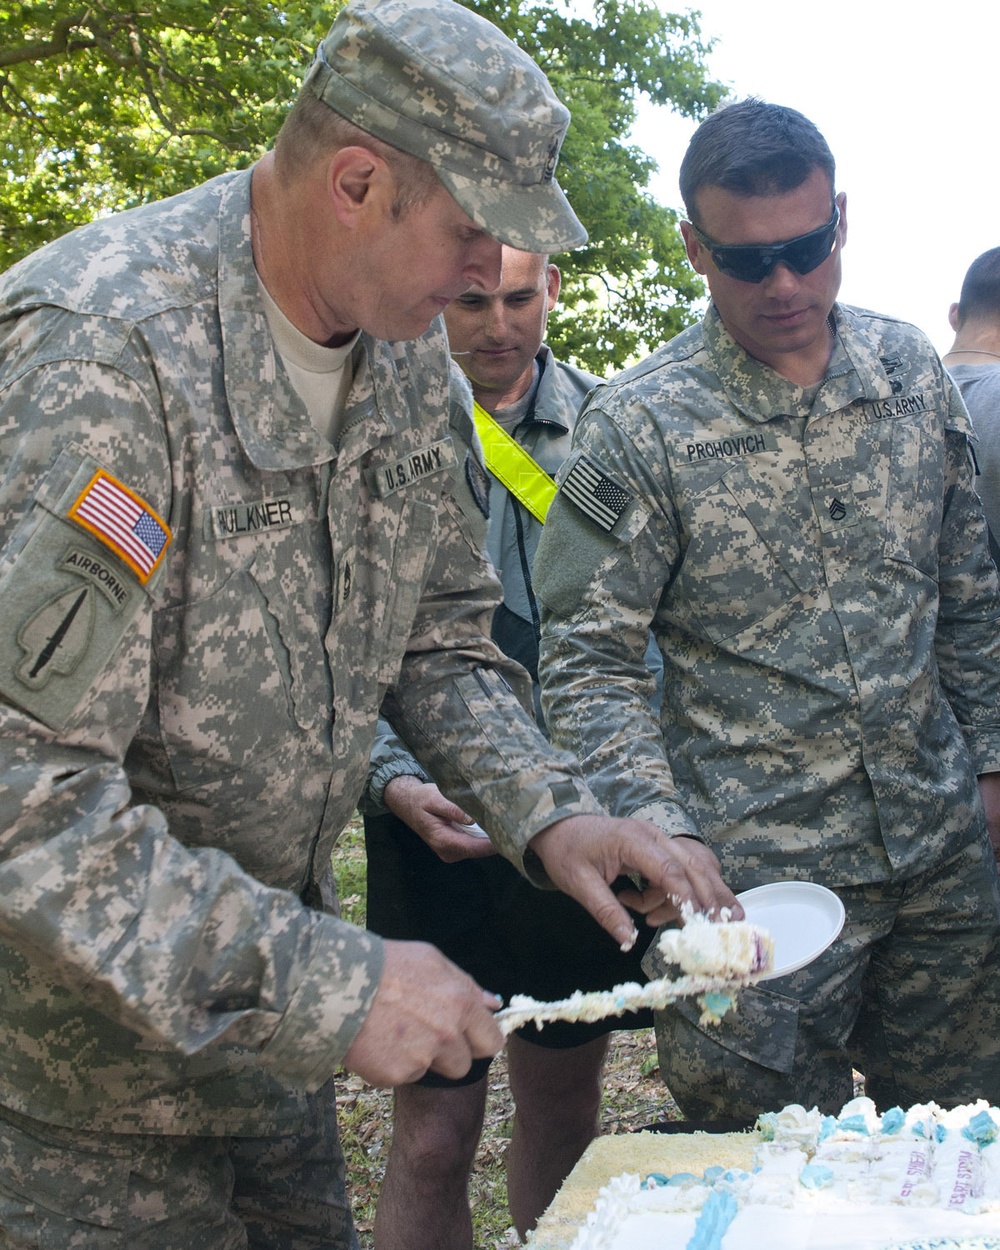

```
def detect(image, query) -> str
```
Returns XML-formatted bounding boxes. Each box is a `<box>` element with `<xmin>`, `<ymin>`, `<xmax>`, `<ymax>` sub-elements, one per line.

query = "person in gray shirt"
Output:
<box><xmin>943</xmin><ymin>246</ymin><xmax>1000</xmax><ymax>565</ymax></box>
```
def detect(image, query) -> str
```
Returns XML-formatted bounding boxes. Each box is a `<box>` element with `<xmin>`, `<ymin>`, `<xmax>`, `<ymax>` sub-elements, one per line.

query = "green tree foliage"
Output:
<box><xmin>1</xmin><ymin>0</ymin><xmax>723</xmax><ymax>370</ymax></box>
<box><xmin>0</xmin><ymin>2</ymin><xmax>333</xmax><ymax>264</ymax></box>
<box><xmin>467</xmin><ymin>0</ymin><xmax>725</xmax><ymax>368</ymax></box>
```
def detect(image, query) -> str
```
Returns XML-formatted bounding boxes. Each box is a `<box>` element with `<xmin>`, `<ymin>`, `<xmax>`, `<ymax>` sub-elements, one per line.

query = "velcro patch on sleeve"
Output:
<box><xmin>67</xmin><ymin>469</ymin><xmax>171</xmax><ymax>584</ymax></box>
<box><xmin>559</xmin><ymin>454</ymin><xmax>633</xmax><ymax>533</ymax></box>
<box><xmin>0</xmin><ymin>516</ymin><xmax>151</xmax><ymax>731</ymax></box>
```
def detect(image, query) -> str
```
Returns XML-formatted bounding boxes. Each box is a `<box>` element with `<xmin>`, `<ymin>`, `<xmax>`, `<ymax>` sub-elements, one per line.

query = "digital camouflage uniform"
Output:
<box><xmin>534</xmin><ymin>302</ymin><xmax>1000</xmax><ymax>1117</ymax></box>
<box><xmin>0</xmin><ymin>169</ymin><xmax>602</xmax><ymax>1243</ymax></box>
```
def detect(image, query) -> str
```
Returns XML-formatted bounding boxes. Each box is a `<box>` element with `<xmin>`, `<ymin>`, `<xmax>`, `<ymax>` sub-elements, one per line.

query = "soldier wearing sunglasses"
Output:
<box><xmin>533</xmin><ymin>99</ymin><xmax>1000</xmax><ymax>1120</ymax></box>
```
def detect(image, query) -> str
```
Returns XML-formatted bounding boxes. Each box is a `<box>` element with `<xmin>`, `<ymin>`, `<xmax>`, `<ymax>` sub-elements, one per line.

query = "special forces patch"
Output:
<box><xmin>16</xmin><ymin>584</ymin><xmax>95</xmax><ymax>690</ymax></box>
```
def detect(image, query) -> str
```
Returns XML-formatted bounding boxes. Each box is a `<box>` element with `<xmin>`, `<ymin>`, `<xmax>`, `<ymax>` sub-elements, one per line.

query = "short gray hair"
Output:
<box><xmin>274</xmin><ymin>94</ymin><xmax>442</xmax><ymax>219</ymax></box>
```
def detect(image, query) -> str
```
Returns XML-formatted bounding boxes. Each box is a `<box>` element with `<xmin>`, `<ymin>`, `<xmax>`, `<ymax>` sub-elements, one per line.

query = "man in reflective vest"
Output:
<box><xmin>361</xmin><ymin>248</ymin><xmax>661</xmax><ymax>1248</ymax></box>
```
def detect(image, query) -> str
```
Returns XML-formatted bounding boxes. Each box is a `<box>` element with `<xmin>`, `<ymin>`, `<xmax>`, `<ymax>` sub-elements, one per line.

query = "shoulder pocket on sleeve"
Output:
<box><xmin>0</xmin><ymin>450</ymin><xmax>162</xmax><ymax>730</ymax></box>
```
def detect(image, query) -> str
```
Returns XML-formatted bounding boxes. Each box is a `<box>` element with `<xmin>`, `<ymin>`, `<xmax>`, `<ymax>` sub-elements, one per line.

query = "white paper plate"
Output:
<box><xmin>453</xmin><ymin>820</ymin><xmax>489</xmax><ymax>838</ymax></box>
<box><xmin>736</xmin><ymin>881</ymin><xmax>845</xmax><ymax>980</ymax></box>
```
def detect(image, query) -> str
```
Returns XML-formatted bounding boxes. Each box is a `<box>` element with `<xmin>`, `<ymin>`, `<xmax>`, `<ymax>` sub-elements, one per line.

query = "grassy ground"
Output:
<box><xmin>331</xmin><ymin>817</ymin><xmax>680</xmax><ymax>1248</ymax></box>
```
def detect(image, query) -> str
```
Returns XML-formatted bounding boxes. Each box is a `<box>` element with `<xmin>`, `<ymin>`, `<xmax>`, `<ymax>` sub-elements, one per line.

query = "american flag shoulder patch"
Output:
<box><xmin>560</xmin><ymin>454</ymin><xmax>633</xmax><ymax>533</ymax></box>
<box><xmin>67</xmin><ymin>470</ymin><xmax>171</xmax><ymax>584</ymax></box>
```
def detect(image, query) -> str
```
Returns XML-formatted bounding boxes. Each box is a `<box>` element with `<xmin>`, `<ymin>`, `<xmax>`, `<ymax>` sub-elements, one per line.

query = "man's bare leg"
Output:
<box><xmin>373</xmin><ymin>1075</ymin><xmax>488</xmax><ymax>1250</ymax></box>
<box><xmin>505</xmin><ymin>1032</ymin><xmax>610</xmax><ymax>1237</ymax></box>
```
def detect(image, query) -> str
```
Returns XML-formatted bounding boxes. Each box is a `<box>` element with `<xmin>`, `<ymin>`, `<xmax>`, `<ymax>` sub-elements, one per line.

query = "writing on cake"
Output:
<box><xmin>567</xmin><ymin>1097</ymin><xmax>1000</xmax><ymax>1250</ymax></box>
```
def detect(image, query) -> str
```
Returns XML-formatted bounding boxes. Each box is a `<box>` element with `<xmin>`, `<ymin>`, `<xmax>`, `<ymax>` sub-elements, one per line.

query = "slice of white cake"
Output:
<box><xmin>496</xmin><ymin>911</ymin><xmax>774</xmax><ymax>1035</ymax></box>
<box><xmin>655</xmin><ymin>909</ymin><xmax>775</xmax><ymax>979</ymax></box>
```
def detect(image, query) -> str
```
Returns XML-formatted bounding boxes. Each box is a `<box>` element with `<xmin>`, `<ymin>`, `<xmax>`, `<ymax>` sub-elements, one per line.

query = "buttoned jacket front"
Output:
<box><xmin>535</xmin><ymin>304</ymin><xmax>1000</xmax><ymax>889</ymax></box>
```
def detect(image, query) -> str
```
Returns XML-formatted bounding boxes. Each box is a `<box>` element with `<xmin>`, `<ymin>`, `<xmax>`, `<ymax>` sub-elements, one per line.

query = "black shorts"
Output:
<box><xmin>363</xmin><ymin>810</ymin><xmax>654</xmax><ymax>1086</ymax></box>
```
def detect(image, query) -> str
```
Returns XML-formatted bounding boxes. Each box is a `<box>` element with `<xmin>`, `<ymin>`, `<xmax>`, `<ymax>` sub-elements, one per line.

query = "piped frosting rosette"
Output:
<box><xmin>962</xmin><ymin>1104</ymin><xmax>1000</xmax><ymax>1212</ymax></box>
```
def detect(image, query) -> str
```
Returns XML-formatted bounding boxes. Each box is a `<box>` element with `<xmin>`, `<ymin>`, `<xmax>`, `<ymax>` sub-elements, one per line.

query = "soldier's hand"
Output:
<box><xmin>527</xmin><ymin>815</ymin><xmax>741</xmax><ymax>949</ymax></box>
<box><xmin>343</xmin><ymin>940</ymin><xmax>502</xmax><ymax>1086</ymax></box>
<box><xmin>384</xmin><ymin>775</ymin><xmax>497</xmax><ymax>863</ymax></box>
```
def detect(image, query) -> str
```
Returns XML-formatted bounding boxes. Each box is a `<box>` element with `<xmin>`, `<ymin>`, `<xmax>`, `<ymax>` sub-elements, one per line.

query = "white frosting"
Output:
<box><xmin>576</xmin><ymin>1206</ymin><xmax>1000</xmax><ymax>1250</ymax></box>
<box><xmin>981</xmin><ymin>1142</ymin><xmax>1000</xmax><ymax>1208</ymax></box>
<box><xmin>655</xmin><ymin>911</ymin><xmax>774</xmax><ymax>979</ymax></box>
<box><xmin>758</xmin><ymin>1103</ymin><xmax>825</xmax><ymax>1148</ymax></box>
<box><xmin>871</xmin><ymin>1140</ymin><xmax>937</xmax><ymax>1205</ymax></box>
<box><xmin>566</xmin><ymin>1102</ymin><xmax>1000</xmax><ymax>1250</ymax></box>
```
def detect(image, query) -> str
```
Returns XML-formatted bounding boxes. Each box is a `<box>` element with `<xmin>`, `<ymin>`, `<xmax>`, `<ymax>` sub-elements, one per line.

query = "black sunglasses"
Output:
<box><xmin>689</xmin><ymin>205</ymin><xmax>841</xmax><ymax>284</ymax></box>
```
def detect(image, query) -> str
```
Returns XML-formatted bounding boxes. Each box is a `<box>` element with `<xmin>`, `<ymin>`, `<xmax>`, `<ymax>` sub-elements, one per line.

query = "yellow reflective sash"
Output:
<box><xmin>472</xmin><ymin>401</ymin><xmax>557</xmax><ymax>524</ymax></box>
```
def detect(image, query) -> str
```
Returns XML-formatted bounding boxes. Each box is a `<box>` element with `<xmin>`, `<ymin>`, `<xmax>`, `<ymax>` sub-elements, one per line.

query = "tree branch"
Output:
<box><xmin>0</xmin><ymin>14</ymin><xmax>94</xmax><ymax>69</ymax></box>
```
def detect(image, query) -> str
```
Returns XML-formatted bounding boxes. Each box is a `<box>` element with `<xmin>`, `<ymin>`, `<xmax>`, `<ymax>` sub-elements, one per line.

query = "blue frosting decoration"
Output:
<box><xmin>963</xmin><ymin>1109</ymin><xmax>999</xmax><ymax>1146</ymax></box>
<box><xmin>665</xmin><ymin>1172</ymin><xmax>698</xmax><ymax>1187</ymax></box>
<box><xmin>701</xmin><ymin>991</ymin><xmax>735</xmax><ymax>1017</ymax></box>
<box><xmin>837</xmin><ymin>1114</ymin><xmax>871</xmax><ymax>1136</ymax></box>
<box><xmin>881</xmin><ymin>1107</ymin><xmax>905</xmax><ymax>1135</ymax></box>
<box><xmin>818</xmin><ymin>1115</ymin><xmax>838</xmax><ymax>1143</ymax></box>
<box><xmin>883</xmin><ymin>1241</ymin><xmax>1000</xmax><ymax>1250</ymax></box>
<box><xmin>800</xmin><ymin>1163</ymin><xmax>834</xmax><ymax>1189</ymax></box>
<box><xmin>686</xmin><ymin>1189</ymin><xmax>739</xmax><ymax>1250</ymax></box>
<box><xmin>644</xmin><ymin>1164</ymin><xmax>752</xmax><ymax>1194</ymax></box>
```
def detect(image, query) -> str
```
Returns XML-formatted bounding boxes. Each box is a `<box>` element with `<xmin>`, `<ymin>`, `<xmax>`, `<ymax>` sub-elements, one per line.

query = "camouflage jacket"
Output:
<box><xmin>535</xmin><ymin>303</ymin><xmax>1000</xmax><ymax>890</ymax></box>
<box><xmin>0</xmin><ymin>169</ymin><xmax>599</xmax><ymax>1135</ymax></box>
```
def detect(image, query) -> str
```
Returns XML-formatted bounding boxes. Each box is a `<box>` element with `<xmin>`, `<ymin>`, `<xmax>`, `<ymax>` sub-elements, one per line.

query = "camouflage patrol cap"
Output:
<box><xmin>300</xmin><ymin>0</ymin><xmax>587</xmax><ymax>252</ymax></box>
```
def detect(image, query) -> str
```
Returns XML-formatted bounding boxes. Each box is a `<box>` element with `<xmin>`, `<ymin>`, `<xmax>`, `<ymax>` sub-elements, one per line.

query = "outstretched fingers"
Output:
<box><xmin>624</xmin><ymin>835</ymin><xmax>743</xmax><ymax>924</ymax></box>
<box><xmin>527</xmin><ymin>815</ymin><xmax>741</xmax><ymax>947</ymax></box>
